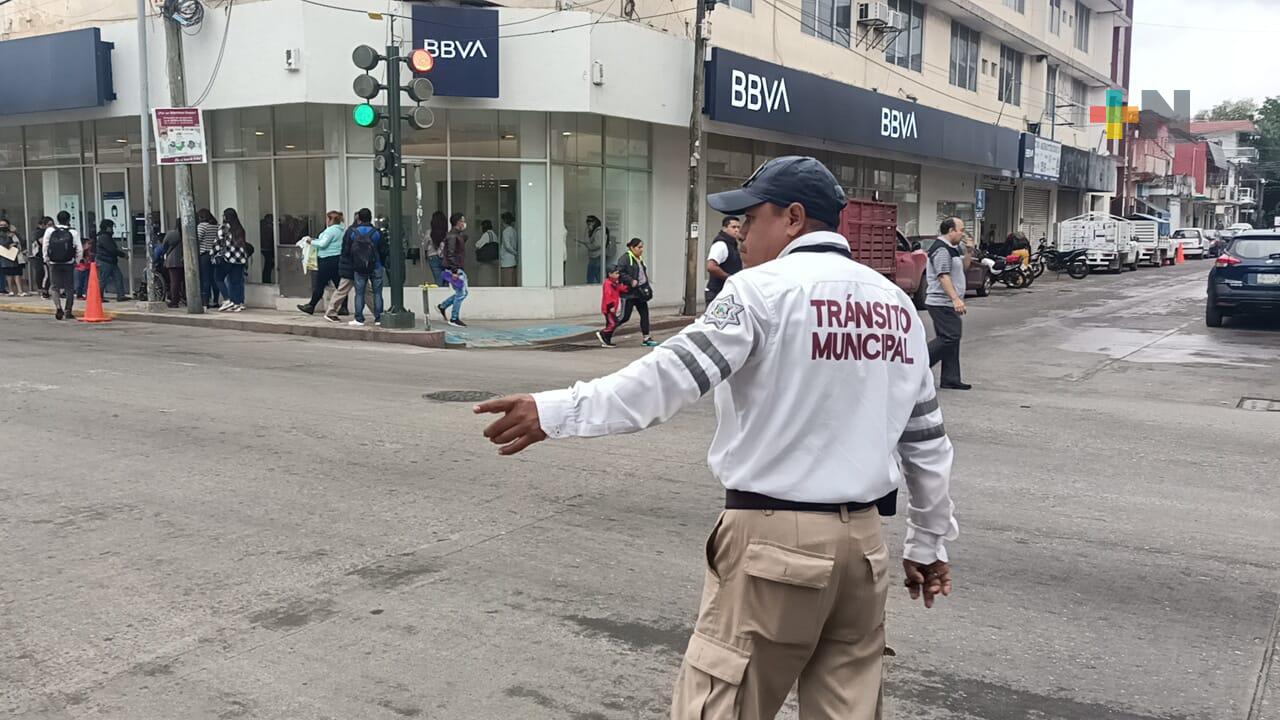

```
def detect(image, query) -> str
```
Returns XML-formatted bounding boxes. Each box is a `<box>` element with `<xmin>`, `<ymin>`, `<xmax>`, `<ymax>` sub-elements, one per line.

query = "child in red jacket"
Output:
<box><xmin>596</xmin><ymin>269</ymin><xmax>626</xmax><ymax>348</ymax></box>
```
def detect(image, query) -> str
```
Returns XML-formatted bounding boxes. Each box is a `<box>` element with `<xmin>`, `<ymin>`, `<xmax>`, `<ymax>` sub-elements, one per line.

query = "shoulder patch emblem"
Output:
<box><xmin>704</xmin><ymin>294</ymin><xmax>745</xmax><ymax>330</ymax></box>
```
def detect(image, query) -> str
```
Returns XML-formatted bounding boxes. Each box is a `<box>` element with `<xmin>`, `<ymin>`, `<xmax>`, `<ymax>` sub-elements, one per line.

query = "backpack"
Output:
<box><xmin>351</xmin><ymin>226</ymin><xmax>378</xmax><ymax>275</ymax></box>
<box><xmin>47</xmin><ymin>226</ymin><xmax>76</xmax><ymax>263</ymax></box>
<box><xmin>476</xmin><ymin>233</ymin><xmax>499</xmax><ymax>262</ymax></box>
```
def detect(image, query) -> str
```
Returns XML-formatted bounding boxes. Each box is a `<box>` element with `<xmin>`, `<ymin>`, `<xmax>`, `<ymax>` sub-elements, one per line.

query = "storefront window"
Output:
<box><xmin>213</xmin><ymin>159</ymin><xmax>273</xmax><ymax>285</ymax></box>
<box><xmin>365</xmin><ymin>159</ymin><xmax>448</xmax><ymax>289</ymax></box>
<box><xmin>160</xmin><ymin>165</ymin><xmax>212</xmax><ymax>233</ymax></box>
<box><xmin>401</xmin><ymin>110</ymin><xmax>449</xmax><ymax>157</ymax></box>
<box><xmin>451</xmin><ymin>110</ymin><xmax>548</xmax><ymax>159</ymax></box>
<box><xmin>274</xmin><ymin>104</ymin><xmax>340</xmax><ymax>156</ymax></box>
<box><xmin>551</xmin><ymin>113</ymin><xmax>603</xmax><ymax>165</ymax></box>
<box><xmin>0</xmin><ymin>127</ymin><xmax>23</xmax><ymax>168</ymax></box>
<box><xmin>24</xmin><ymin>122</ymin><xmax>83</xmax><ymax>166</ymax></box>
<box><xmin>0</xmin><ymin>169</ymin><xmax>25</xmax><ymax>231</ymax></box>
<box><xmin>448</xmin><ymin>160</ymin><xmax>521</xmax><ymax>287</ymax></box>
<box><xmin>210</xmin><ymin>107</ymin><xmax>272</xmax><ymax>158</ymax></box>
<box><xmin>274</xmin><ymin>157</ymin><xmax>329</xmax><ymax>292</ymax></box>
<box><xmin>553</xmin><ymin>164</ymin><xmax>603</xmax><ymax>285</ymax></box>
<box><xmin>25</xmin><ymin>167</ymin><xmax>85</xmax><ymax>235</ymax></box>
<box><xmin>94</xmin><ymin>117</ymin><xmax>146</xmax><ymax>165</ymax></box>
<box><xmin>708</xmin><ymin>135</ymin><xmax>754</xmax><ymax>178</ymax></box>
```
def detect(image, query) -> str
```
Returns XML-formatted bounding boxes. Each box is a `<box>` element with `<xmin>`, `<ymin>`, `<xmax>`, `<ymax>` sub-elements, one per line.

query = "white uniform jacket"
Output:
<box><xmin>535</xmin><ymin>231</ymin><xmax>958</xmax><ymax>564</ymax></box>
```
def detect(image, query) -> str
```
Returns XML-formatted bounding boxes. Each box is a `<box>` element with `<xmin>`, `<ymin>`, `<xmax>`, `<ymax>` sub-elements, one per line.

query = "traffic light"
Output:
<box><xmin>373</xmin><ymin>130</ymin><xmax>395</xmax><ymax>178</ymax></box>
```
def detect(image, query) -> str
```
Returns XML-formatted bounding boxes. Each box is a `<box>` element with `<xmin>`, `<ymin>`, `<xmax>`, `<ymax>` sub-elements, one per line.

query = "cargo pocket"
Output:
<box><xmin>864</xmin><ymin>542</ymin><xmax>890</xmax><ymax>627</ymax></box>
<box><xmin>741</xmin><ymin>541</ymin><xmax>834</xmax><ymax>645</ymax></box>
<box><xmin>672</xmin><ymin>631</ymin><xmax>750</xmax><ymax>720</ymax></box>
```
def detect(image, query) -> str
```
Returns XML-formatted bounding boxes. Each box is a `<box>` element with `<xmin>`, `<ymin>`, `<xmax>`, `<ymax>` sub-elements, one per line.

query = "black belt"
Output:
<box><xmin>726</xmin><ymin>489</ymin><xmax>898</xmax><ymax>516</ymax></box>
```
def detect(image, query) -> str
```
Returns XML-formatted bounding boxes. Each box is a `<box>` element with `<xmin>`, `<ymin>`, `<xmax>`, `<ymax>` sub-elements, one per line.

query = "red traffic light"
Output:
<box><xmin>409</xmin><ymin>48</ymin><xmax>434</xmax><ymax>74</ymax></box>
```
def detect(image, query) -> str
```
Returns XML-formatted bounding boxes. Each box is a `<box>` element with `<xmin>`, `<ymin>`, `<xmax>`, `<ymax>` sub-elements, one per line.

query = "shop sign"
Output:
<box><xmin>411</xmin><ymin>6</ymin><xmax>499</xmax><ymax>98</ymax></box>
<box><xmin>705</xmin><ymin>48</ymin><xmax>1021</xmax><ymax>173</ymax></box>
<box><xmin>1020</xmin><ymin>134</ymin><xmax>1062</xmax><ymax>182</ymax></box>
<box><xmin>152</xmin><ymin>108</ymin><xmax>207</xmax><ymax>165</ymax></box>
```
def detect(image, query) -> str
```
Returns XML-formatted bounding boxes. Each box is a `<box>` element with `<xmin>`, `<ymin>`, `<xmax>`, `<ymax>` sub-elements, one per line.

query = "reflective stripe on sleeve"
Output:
<box><xmin>900</xmin><ymin>424</ymin><xmax>947</xmax><ymax>443</ymax></box>
<box><xmin>687</xmin><ymin>331</ymin><xmax>732</xmax><ymax>382</ymax></box>
<box><xmin>667</xmin><ymin>345</ymin><xmax>712</xmax><ymax>396</ymax></box>
<box><xmin>911</xmin><ymin>397</ymin><xmax>939</xmax><ymax>417</ymax></box>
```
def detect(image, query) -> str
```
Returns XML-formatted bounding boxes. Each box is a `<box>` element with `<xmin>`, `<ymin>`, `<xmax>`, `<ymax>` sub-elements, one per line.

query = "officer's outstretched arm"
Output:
<box><xmin>897</xmin><ymin>370</ymin><xmax>960</xmax><ymax>566</ymax></box>
<box><xmin>533</xmin><ymin>276</ymin><xmax>769</xmax><ymax>438</ymax></box>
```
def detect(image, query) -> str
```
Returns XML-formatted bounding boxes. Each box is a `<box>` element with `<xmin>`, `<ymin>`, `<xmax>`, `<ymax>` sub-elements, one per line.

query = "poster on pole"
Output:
<box><xmin>152</xmin><ymin>108</ymin><xmax>208</xmax><ymax>164</ymax></box>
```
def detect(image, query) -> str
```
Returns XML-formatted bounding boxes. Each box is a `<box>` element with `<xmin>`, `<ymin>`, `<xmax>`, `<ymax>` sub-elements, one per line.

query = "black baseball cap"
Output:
<box><xmin>708</xmin><ymin>156</ymin><xmax>847</xmax><ymax>228</ymax></box>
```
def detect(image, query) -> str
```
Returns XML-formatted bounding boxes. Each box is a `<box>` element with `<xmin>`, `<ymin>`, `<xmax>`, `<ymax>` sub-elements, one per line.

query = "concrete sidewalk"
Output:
<box><xmin>0</xmin><ymin>295</ymin><xmax>692</xmax><ymax>349</ymax></box>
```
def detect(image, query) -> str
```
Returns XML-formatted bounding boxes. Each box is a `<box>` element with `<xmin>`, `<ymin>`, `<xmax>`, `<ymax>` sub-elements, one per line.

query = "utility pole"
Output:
<box><xmin>136</xmin><ymin>0</ymin><xmax>156</xmax><ymax>305</ymax></box>
<box><xmin>681</xmin><ymin>0</ymin><xmax>711</xmax><ymax>316</ymax></box>
<box><xmin>162</xmin><ymin>14</ymin><xmax>204</xmax><ymax>313</ymax></box>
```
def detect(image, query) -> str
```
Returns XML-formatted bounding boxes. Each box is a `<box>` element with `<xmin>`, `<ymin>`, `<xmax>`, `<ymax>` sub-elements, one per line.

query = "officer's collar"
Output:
<box><xmin>778</xmin><ymin>231</ymin><xmax>851</xmax><ymax>258</ymax></box>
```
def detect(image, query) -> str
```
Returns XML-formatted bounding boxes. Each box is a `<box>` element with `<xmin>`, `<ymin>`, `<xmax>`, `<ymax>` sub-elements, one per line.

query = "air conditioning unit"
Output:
<box><xmin>857</xmin><ymin>1</ymin><xmax>893</xmax><ymax>27</ymax></box>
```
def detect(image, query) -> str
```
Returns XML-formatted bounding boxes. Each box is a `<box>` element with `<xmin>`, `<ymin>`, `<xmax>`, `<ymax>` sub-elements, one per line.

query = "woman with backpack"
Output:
<box><xmin>614</xmin><ymin>237</ymin><xmax>657</xmax><ymax>347</ymax></box>
<box><xmin>216</xmin><ymin>208</ymin><xmax>248</xmax><ymax>312</ymax></box>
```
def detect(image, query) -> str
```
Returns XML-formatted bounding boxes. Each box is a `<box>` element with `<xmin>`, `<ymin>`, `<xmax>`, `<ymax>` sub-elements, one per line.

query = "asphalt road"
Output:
<box><xmin>2</xmin><ymin>260</ymin><xmax>1278</xmax><ymax>720</ymax></box>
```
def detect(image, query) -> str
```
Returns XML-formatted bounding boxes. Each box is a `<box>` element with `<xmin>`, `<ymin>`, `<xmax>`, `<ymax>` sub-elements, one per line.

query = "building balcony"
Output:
<box><xmin>1224</xmin><ymin>147</ymin><xmax>1260</xmax><ymax>163</ymax></box>
<box><xmin>1238</xmin><ymin>186</ymin><xmax>1256</xmax><ymax>205</ymax></box>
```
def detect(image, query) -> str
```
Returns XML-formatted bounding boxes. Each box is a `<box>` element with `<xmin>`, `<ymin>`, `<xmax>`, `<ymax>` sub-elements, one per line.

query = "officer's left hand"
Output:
<box><xmin>475</xmin><ymin>394</ymin><xmax>548</xmax><ymax>455</ymax></box>
<box><xmin>903</xmin><ymin>559</ymin><xmax>952</xmax><ymax>609</ymax></box>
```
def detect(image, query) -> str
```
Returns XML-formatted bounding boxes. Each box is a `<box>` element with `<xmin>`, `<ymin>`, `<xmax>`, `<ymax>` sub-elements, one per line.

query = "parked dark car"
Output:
<box><xmin>907</xmin><ymin>235</ymin><xmax>990</xmax><ymax>298</ymax></box>
<box><xmin>1206</xmin><ymin>231</ymin><xmax>1280</xmax><ymax>327</ymax></box>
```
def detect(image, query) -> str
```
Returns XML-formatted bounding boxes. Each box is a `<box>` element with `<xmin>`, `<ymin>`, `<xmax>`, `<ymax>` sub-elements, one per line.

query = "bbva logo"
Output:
<box><xmin>880</xmin><ymin>107</ymin><xmax>918</xmax><ymax>140</ymax></box>
<box><xmin>423</xmin><ymin>39</ymin><xmax>489</xmax><ymax>59</ymax></box>
<box><xmin>730</xmin><ymin>69</ymin><xmax>791</xmax><ymax>113</ymax></box>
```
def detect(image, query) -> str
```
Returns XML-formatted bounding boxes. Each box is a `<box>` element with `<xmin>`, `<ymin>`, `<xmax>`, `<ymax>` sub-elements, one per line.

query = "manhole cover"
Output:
<box><xmin>1237</xmin><ymin>397</ymin><xmax>1280</xmax><ymax>412</ymax></box>
<box><xmin>423</xmin><ymin>390</ymin><xmax>499</xmax><ymax>403</ymax></box>
<box><xmin>539</xmin><ymin>343</ymin><xmax>595</xmax><ymax>352</ymax></box>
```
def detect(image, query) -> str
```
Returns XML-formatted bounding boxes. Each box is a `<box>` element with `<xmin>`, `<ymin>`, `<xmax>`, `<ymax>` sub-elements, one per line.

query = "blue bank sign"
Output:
<box><xmin>410</xmin><ymin>6</ymin><xmax>499</xmax><ymax>98</ymax></box>
<box><xmin>705</xmin><ymin>48</ymin><xmax>1021</xmax><ymax>174</ymax></box>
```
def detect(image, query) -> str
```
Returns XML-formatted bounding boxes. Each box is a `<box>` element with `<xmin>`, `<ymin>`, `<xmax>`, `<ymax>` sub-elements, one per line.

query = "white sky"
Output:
<box><xmin>1129</xmin><ymin>0</ymin><xmax>1280</xmax><ymax>115</ymax></box>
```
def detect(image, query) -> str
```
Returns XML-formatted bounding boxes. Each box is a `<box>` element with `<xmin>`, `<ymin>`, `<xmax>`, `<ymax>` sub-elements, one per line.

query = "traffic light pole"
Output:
<box><xmin>380</xmin><ymin>44</ymin><xmax>415</xmax><ymax>330</ymax></box>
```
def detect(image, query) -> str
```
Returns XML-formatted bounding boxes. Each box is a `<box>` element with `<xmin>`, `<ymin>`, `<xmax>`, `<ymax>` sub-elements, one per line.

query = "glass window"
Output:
<box><xmin>212</xmin><ymin>159</ymin><xmax>273</xmax><ymax>284</ymax></box>
<box><xmin>868</xmin><ymin>158</ymin><xmax>894</xmax><ymax>190</ymax></box>
<box><xmin>604</xmin><ymin>168</ymin><xmax>630</xmax><ymax>269</ymax></box>
<box><xmin>379</xmin><ymin>159</ymin><xmax>447</xmax><ymax>288</ymax></box>
<box><xmin>627</xmin><ymin>170</ymin><xmax>651</xmax><ymax>260</ymax></box>
<box><xmin>949</xmin><ymin>21</ymin><xmax>980</xmax><ymax>92</ymax></box>
<box><xmin>24</xmin><ymin>122</ymin><xmax>83</xmax><ymax>166</ymax></box>
<box><xmin>552</xmin><ymin>164</ymin><xmax>603</xmax><ymax>285</ymax></box>
<box><xmin>210</xmin><ymin>107</ymin><xmax>272</xmax><ymax>158</ymax></box>
<box><xmin>885</xmin><ymin>0</ymin><xmax>924</xmax><ymax>72</ymax></box>
<box><xmin>0</xmin><ymin>127</ymin><xmax>22</xmax><ymax>168</ymax></box>
<box><xmin>1045</xmin><ymin>65</ymin><xmax>1059</xmax><ymax>128</ymax></box>
<box><xmin>627</xmin><ymin>120</ymin><xmax>649</xmax><ymax>169</ymax></box>
<box><xmin>829</xmin><ymin>155</ymin><xmax>861</xmax><ymax>194</ymax></box>
<box><xmin>160</xmin><ymin>165</ymin><xmax>212</xmax><ymax>237</ymax></box>
<box><xmin>448</xmin><ymin>160</ymin><xmax>525</xmax><ymax>287</ymax></box>
<box><xmin>999</xmin><ymin>44</ymin><xmax>1024</xmax><ymax>106</ymax></box>
<box><xmin>604</xmin><ymin>117</ymin><xmax>629</xmax><ymax>168</ymax></box>
<box><xmin>717</xmin><ymin>0</ymin><xmax>751</xmax><ymax>11</ymax></box>
<box><xmin>499</xmin><ymin>111</ymin><xmax>546</xmax><ymax>160</ymax></box>
<box><xmin>1069</xmin><ymin>76</ymin><xmax>1088</xmax><ymax>127</ymax></box>
<box><xmin>1048</xmin><ymin>0</ymin><xmax>1062</xmax><ymax>35</ymax></box>
<box><xmin>0</xmin><ymin>169</ymin><xmax>25</xmax><ymax>233</ymax></box>
<box><xmin>1074</xmin><ymin>1</ymin><xmax>1090</xmax><ymax>52</ymax></box>
<box><xmin>26</xmin><ymin>167</ymin><xmax>84</xmax><ymax>233</ymax></box>
<box><xmin>551</xmin><ymin>113</ymin><xmax>603</xmax><ymax>165</ymax></box>
<box><xmin>708</xmin><ymin>135</ymin><xmax>754</xmax><ymax>178</ymax></box>
<box><xmin>94</xmin><ymin>117</ymin><xmax>146</xmax><ymax>165</ymax></box>
<box><xmin>451</xmin><ymin>110</ymin><xmax>501</xmax><ymax>158</ymax></box>
<box><xmin>893</xmin><ymin>162</ymin><xmax>919</xmax><ymax>192</ymax></box>
<box><xmin>1002</xmin><ymin>0</ymin><xmax>1024</xmax><ymax>12</ymax></box>
<box><xmin>274</xmin><ymin>104</ymin><xmax>340</xmax><ymax>155</ymax></box>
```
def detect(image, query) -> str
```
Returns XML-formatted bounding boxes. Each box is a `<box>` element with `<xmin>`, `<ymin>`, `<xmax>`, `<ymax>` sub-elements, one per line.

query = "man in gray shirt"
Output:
<box><xmin>925</xmin><ymin>217</ymin><xmax>970</xmax><ymax>390</ymax></box>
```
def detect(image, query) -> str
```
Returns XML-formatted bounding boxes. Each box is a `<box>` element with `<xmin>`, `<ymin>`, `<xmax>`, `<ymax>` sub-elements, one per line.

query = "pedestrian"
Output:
<box><xmin>41</xmin><ymin>210</ymin><xmax>83</xmax><ymax>320</ymax></box>
<box><xmin>436</xmin><ymin>266</ymin><xmax>468</xmax><ymax>328</ymax></box>
<box><xmin>595</xmin><ymin>267</ymin><xmax>626</xmax><ymax>348</ymax></box>
<box><xmin>476</xmin><ymin>155</ymin><xmax>958</xmax><ymax>720</ymax></box>
<box><xmin>580</xmin><ymin>214</ymin><xmax>605</xmax><ymax>284</ymax></box>
<box><xmin>705</xmin><ymin>215</ymin><xmax>743</xmax><ymax>304</ymax></box>
<box><xmin>162</xmin><ymin>224</ymin><xmax>185</xmax><ymax>308</ymax></box>
<box><xmin>614</xmin><ymin>237</ymin><xmax>658</xmax><ymax>347</ymax></box>
<box><xmin>196</xmin><ymin>209</ymin><xmax>221</xmax><ymax>309</ymax></box>
<box><xmin>297</xmin><ymin>210</ymin><xmax>343</xmax><ymax>315</ymax></box>
<box><xmin>499</xmin><ymin>211</ymin><xmax>519</xmax><ymax>287</ymax></box>
<box><xmin>345</xmin><ymin>208</ymin><xmax>387</xmax><ymax>327</ymax></box>
<box><xmin>31</xmin><ymin>216</ymin><xmax>52</xmax><ymax>299</ymax></box>
<box><xmin>926</xmin><ymin>217</ymin><xmax>971</xmax><ymax>390</ymax></box>
<box><xmin>74</xmin><ymin>229</ymin><xmax>95</xmax><ymax>300</ymax></box>
<box><xmin>216</xmin><ymin>208</ymin><xmax>248</xmax><ymax>312</ymax></box>
<box><xmin>94</xmin><ymin>219</ymin><xmax>130</xmax><ymax>302</ymax></box>
<box><xmin>426</xmin><ymin>210</ymin><xmax>447</xmax><ymax>285</ymax></box>
<box><xmin>474</xmin><ymin>219</ymin><xmax>499</xmax><ymax>286</ymax></box>
<box><xmin>0</xmin><ymin>219</ymin><xmax>30</xmax><ymax>296</ymax></box>
<box><xmin>324</xmin><ymin>210</ymin><xmax>375</xmax><ymax>323</ymax></box>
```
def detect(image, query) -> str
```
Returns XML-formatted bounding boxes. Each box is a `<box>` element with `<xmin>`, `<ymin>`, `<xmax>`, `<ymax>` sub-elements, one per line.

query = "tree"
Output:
<box><xmin>1194</xmin><ymin>98</ymin><xmax>1258</xmax><ymax>122</ymax></box>
<box><xmin>1254</xmin><ymin>97</ymin><xmax>1280</xmax><ymax>227</ymax></box>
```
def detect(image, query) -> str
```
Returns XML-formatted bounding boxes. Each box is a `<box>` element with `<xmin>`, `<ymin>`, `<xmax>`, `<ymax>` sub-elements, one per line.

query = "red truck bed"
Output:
<box><xmin>838</xmin><ymin>199</ymin><xmax>898</xmax><ymax>279</ymax></box>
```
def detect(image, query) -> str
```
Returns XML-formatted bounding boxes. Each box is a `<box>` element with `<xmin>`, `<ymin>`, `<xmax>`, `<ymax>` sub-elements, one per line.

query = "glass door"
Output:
<box><xmin>95</xmin><ymin>167</ymin><xmax>134</xmax><ymax>290</ymax></box>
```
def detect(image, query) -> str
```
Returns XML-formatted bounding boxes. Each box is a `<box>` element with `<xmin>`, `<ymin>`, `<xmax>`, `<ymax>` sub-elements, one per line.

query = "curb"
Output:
<box><xmin>527</xmin><ymin>316</ymin><xmax>693</xmax><ymax>346</ymax></box>
<box><xmin>1</xmin><ymin>303</ymin><xmax>446</xmax><ymax>348</ymax></box>
<box><xmin>0</xmin><ymin>302</ymin><xmax>121</xmax><ymax>318</ymax></box>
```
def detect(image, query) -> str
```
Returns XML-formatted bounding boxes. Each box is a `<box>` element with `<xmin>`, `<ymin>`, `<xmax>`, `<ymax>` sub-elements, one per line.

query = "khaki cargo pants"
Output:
<box><xmin>671</xmin><ymin>507</ymin><xmax>889</xmax><ymax>719</ymax></box>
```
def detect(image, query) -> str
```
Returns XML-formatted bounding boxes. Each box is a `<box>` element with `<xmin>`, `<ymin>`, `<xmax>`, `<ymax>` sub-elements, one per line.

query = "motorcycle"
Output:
<box><xmin>978</xmin><ymin>249</ymin><xmax>1028</xmax><ymax>289</ymax></box>
<box><xmin>1034</xmin><ymin>240</ymin><xmax>1090</xmax><ymax>280</ymax></box>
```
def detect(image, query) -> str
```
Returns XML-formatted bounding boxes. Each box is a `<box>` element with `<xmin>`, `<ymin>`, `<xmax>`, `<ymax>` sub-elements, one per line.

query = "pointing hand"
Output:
<box><xmin>474</xmin><ymin>394</ymin><xmax>548</xmax><ymax>456</ymax></box>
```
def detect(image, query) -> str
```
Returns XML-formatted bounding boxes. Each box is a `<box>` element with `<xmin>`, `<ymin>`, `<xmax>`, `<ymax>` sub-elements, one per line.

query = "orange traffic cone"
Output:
<box><xmin>1175</xmin><ymin>243</ymin><xmax>1185</xmax><ymax>265</ymax></box>
<box><xmin>79</xmin><ymin>263</ymin><xmax>113</xmax><ymax>323</ymax></box>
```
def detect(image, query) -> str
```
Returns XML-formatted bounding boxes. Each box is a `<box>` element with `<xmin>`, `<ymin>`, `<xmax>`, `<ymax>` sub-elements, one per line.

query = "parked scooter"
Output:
<box><xmin>1034</xmin><ymin>239</ymin><xmax>1090</xmax><ymax>279</ymax></box>
<box><xmin>978</xmin><ymin>249</ymin><xmax>1028</xmax><ymax>288</ymax></box>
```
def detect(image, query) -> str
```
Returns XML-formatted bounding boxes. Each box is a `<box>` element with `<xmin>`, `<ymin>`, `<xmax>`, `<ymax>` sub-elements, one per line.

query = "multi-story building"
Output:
<box><xmin>0</xmin><ymin>0</ymin><xmax>1127</xmax><ymax>317</ymax></box>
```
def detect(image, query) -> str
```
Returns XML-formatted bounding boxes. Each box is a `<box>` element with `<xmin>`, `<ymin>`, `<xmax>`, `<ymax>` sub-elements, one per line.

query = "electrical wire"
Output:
<box><xmin>188</xmin><ymin>0</ymin><xmax>233</xmax><ymax>107</ymax></box>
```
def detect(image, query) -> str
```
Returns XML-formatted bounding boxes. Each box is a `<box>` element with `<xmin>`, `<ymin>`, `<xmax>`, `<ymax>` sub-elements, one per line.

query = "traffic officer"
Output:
<box><xmin>476</xmin><ymin>156</ymin><xmax>959</xmax><ymax>720</ymax></box>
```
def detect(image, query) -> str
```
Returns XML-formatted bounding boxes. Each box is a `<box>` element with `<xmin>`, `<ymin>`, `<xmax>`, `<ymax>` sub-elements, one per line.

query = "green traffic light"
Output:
<box><xmin>353</xmin><ymin>103</ymin><xmax>378</xmax><ymax>128</ymax></box>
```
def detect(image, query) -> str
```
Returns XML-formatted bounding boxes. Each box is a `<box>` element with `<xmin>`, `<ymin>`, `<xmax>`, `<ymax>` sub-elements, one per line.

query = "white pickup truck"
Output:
<box><xmin>1058</xmin><ymin>213</ymin><xmax>1141</xmax><ymax>272</ymax></box>
<box><xmin>1128</xmin><ymin>219</ymin><xmax>1171</xmax><ymax>267</ymax></box>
